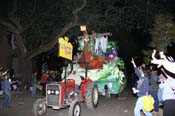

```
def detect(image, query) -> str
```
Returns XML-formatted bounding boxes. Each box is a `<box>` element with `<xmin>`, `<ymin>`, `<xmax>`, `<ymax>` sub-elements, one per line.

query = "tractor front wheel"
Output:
<box><xmin>85</xmin><ymin>82</ymin><xmax>99</xmax><ymax>110</ymax></box>
<box><xmin>69</xmin><ymin>100</ymin><xmax>81</xmax><ymax>116</ymax></box>
<box><xmin>33</xmin><ymin>98</ymin><xmax>47</xmax><ymax>116</ymax></box>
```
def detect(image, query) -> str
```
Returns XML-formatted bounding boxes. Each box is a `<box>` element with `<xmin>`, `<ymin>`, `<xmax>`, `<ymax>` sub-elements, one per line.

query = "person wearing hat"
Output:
<box><xmin>1</xmin><ymin>70</ymin><xmax>12</xmax><ymax>108</ymax></box>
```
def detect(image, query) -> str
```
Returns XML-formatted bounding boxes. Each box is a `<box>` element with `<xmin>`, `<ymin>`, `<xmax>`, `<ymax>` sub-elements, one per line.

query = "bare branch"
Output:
<box><xmin>0</xmin><ymin>19</ymin><xmax>16</xmax><ymax>32</ymax></box>
<box><xmin>29</xmin><ymin>22</ymin><xmax>79</xmax><ymax>59</ymax></box>
<box><xmin>29</xmin><ymin>0</ymin><xmax>88</xmax><ymax>59</ymax></box>
<box><xmin>105</xmin><ymin>7</ymin><xmax>117</xmax><ymax>16</ymax></box>
<box><xmin>72</xmin><ymin>0</ymin><xmax>87</xmax><ymax>15</ymax></box>
<box><xmin>8</xmin><ymin>16</ymin><xmax>23</xmax><ymax>32</ymax></box>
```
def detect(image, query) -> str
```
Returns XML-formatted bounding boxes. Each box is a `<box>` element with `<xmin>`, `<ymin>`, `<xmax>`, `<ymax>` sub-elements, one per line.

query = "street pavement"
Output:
<box><xmin>0</xmin><ymin>89</ymin><xmax>163</xmax><ymax>116</ymax></box>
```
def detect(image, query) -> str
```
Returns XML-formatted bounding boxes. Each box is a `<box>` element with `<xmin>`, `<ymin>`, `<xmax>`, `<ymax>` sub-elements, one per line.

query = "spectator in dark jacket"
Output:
<box><xmin>149</xmin><ymin>69</ymin><xmax>159</xmax><ymax>116</ymax></box>
<box><xmin>131</xmin><ymin>58</ymin><xmax>152</xmax><ymax>116</ymax></box>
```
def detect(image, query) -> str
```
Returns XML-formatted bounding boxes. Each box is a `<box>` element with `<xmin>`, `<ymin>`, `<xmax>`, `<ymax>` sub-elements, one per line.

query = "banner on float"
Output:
<box><xmin>58</xmin><ymin>36</ymin><xmax>73</xmax><ymax>60</ymax></box>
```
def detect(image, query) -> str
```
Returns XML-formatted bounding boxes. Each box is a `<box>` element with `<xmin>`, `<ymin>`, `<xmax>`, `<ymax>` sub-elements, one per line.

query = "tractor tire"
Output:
<box><xmin>69</xmin><ymin>100</ymin><xmax>81</xmax><ymax>116</ymax></box>
<box><xmin>85</xmin><ymin>82</ymin><xmax>99</xmax><ymax>110</ymax></box>
<box><xmin>33</xmin><ymin>98</ymin><xmax>47</xmax><ymax>116</ymax></box>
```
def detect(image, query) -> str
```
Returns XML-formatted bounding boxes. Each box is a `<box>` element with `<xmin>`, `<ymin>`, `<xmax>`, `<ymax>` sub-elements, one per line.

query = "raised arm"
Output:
<box><xmin>131</xmin><ymin>58</ymin><xmax>136</xmax><ymax>68</ymax></box>
<box><xmin>131</xmin><ymin>58</ymin><xmax>142</xmax><ymax>78</ymax></box>
<box><xmin>151</xmin><ymin>50</ymin><xmax>175</xmax><ymax>76</ymax></box>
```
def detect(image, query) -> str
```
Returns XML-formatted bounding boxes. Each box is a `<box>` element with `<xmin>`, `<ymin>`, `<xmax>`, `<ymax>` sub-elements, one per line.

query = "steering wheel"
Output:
<box><xmin>67</xmin><ymin>79</ymin><xmax>75</xmax><ymax>82</ymax></box>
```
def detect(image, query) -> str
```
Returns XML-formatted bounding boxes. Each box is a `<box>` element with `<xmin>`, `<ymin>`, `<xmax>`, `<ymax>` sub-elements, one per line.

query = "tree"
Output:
<box><xmin>0</xmin><ymin>0</ymin><xmax>87</xmax><ymax>80</ymax></box>
<box><xmin>0</xmin><ymin>0</ymin><xmax>161</xmax><ymax>59</ymax></box>
<box><xmin>0</xmin><ymin>0</ymin><xmax>171</xmax><ymax>80</ymax></box>
<box><xmin>2</xmin><ymin>0</ymin><xmax>88</xmax><ymax>58</ymax></box>
<box><xmin>143</xmin><ymin>14</ymin><xmax>175</xmax><ymax>64</ymax></box>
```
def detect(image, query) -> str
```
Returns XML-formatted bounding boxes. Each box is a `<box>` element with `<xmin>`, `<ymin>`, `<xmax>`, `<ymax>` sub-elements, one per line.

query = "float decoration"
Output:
<box><xmin>75</xmin><ymin>30</ymin><xmax>126</xmax><ymax>95</ymax></box>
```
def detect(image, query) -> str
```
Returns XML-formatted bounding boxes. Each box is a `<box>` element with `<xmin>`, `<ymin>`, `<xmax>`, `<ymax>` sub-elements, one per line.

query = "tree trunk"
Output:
<box><xmin>12</xmin><ymin>57</ymin><xmax>32</xmax><ymax>84</ymax></box>
<box><xmin>0</xmin><ymin>31</ymin><xmax>13</xmax><ymax>70</ymax></box>
<box><xmin>0</xmin><ymin>31</ymin><xmax>33</xmax><ymax>84</ymax></box>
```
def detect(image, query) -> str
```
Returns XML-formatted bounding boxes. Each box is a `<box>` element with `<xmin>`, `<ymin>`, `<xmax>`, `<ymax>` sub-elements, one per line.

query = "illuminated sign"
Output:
<box><xmin>58</xmin><ymin>36</ymin><xmax>73</xmax><ymax>60</ymax></box>
<box><xmin>80</xmin><ymin>25</ymin><xmax>87</xmax><ymax>32</ymax></box>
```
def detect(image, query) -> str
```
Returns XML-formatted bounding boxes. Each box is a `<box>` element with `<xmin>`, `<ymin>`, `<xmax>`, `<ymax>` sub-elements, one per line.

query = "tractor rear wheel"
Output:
<box><xmin>69</xmin><ymin>100</ymin><xmax>81</xmax><ymax>116</ymax></box>
<box><xmin>33</xmin><ymin>98</ymin><xmax>47</xmax><ymax>116</ymax></box>
<box><xmin>85</xmin><ymin>82</ymin><xmax>99</xmax><ymax>110</ymax></box>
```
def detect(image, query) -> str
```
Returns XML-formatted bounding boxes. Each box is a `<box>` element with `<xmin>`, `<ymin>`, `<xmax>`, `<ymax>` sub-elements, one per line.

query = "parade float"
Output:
<box><xmin>62</xmin><ymin>27</ymin><xmax>127</xmax><ymax>97</ymax></box>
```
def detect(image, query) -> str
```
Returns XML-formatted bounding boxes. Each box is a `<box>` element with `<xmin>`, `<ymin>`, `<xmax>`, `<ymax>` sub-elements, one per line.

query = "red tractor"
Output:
<box><xmin>32</xmin><ymin>69</ymin><xmax>99</xmax><ymax>116</ymax></box>
<box><xmin>33</xmin><ymin>37</ymin><xmax>99</xmax><ymax>116</ymax></box>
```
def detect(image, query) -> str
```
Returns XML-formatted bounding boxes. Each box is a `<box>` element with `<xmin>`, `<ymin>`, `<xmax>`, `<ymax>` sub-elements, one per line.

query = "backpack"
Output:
<box><xmin>143</xmin><ymin>95</ymin><xmax>154</xmax><ymax>112</ymax></box>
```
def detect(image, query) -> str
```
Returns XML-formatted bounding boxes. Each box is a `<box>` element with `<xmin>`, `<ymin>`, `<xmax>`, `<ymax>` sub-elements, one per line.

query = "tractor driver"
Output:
<box><xmin>66</xmin><ymin>70</ymin><xmax>82</xmax><ymax>94</ymax></box>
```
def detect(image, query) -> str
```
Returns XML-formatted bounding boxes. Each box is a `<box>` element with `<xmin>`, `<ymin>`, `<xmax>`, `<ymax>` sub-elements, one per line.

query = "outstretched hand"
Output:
<box><xmin>131</xmin><ymin>58</ymin><xmax>136</xmax><ymax>68</ymax></box>
<box><xmin>131</xmin><ymin>58</ymin><xmax>135</xmax><ymax>64</ymax></box>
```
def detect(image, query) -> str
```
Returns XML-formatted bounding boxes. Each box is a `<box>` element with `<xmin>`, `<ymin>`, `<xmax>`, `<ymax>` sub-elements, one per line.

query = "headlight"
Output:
<box><xmin>51</xmin><ymin>91</ymin><xmax>54</xmax><ymax>94</ymax></box>
<box><xmin>47</xmin><ymin>90</ymin><xmax>51</xmax><ymax>94</ymax></box>
<box><xmin>55</xmin><ymin>90</ymin><xmax>59</xmax><ymax>95</ymax></box>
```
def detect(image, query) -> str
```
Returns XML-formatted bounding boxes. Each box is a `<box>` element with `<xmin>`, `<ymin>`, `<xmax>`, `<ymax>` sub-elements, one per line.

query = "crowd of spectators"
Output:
<box><xmin>130</xmin><ymin>49</ymin><xmax>175</xmax><ymax>116</ymax></box>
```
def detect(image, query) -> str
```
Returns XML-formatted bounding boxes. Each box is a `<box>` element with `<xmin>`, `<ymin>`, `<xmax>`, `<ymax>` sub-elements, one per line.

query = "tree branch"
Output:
<box><xmin>72</xmin><ymin>0</ymin><xmax>87</xmax><ymax>15</ymax></box>
<box><xmin>29</xmin><ymin>0</ymin><xmax>87</xmax><ymax>59</ymax></box>
<box><xmin>0</xmin><ymin>18</ymin><xmax>16</xmax><ymax>32</ymax></box>
<box><xmin>0</xmin><ymin>18</ymin><xmax>27</xmax><ymax>57</ymax></box>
